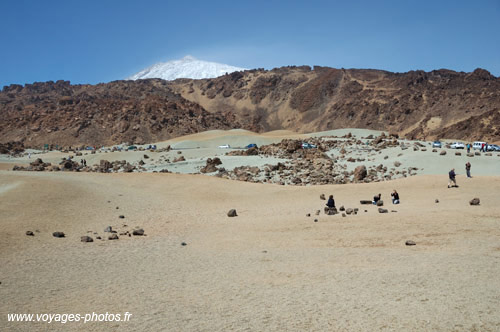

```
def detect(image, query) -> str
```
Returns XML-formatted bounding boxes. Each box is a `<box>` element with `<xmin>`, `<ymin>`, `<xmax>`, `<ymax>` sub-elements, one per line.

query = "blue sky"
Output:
<box><xmin>1</xmin><ymin>0</ymin><xmax>499</xmax><ymax>87</ymax></box>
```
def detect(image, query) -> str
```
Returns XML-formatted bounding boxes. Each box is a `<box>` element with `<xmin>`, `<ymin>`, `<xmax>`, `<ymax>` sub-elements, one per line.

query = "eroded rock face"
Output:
<box><xmin>353</xmin><ymin>165</ymin><xmax>367</xmax><ymax>182</ymax></box>
<box><xmin>2</xmin><ymin>67</ymin><xmax>500</xmax><ymax>147</ymax></box>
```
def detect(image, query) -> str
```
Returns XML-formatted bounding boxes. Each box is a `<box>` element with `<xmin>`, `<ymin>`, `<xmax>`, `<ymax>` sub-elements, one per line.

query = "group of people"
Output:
<box><xmin>80</xmin><ymin>159</ymin><xmax>87</xmax><ymax>167</ymax></box>
<box><xmin>324</xmin><ymin>190</ymin><xmax>400</xmax><ymax>211</ymax></box>
<box><xmin>372</xmin><ymin>191</ymin><xmax>400</xmax><ymax>205</ymax></box>
<box><xmin>448</xmin><ymin>161</ymin><xmax>473</xmax><ymax>188</ymax></box>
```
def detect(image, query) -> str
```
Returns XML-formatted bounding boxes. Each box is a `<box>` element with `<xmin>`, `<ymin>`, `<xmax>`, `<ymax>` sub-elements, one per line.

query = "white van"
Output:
<box><xmin>473</xmin><ymin>141</ymin><xmax>486</xmax><ymax>150</ymax></box>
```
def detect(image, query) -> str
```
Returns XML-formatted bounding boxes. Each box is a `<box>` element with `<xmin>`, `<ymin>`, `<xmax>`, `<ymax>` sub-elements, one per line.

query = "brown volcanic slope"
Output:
<box><xmin>0</xmin><ymin>79</ymin><xmax>240</xmax><ymax>147</ymax></box>
<box><xmin>170</xmin><ymin>66</ymin><xmax>500</xmax><ymax>142</ymax></box>
<box><xmin>1</xmin><ymin>66</ymin><xmax>499</xmax><ymax>148</ymax></box>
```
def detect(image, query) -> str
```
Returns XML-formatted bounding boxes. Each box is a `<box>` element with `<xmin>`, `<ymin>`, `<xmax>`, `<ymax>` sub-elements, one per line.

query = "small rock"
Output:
<box><xmin>96</xmin><ymin>236</ymin><xmax>102</xmax><ymax>240</ymax></box>
<box><xmin>315</xmin><ymin>210</ymin><xmax>320</xmax><ymax>215</ymax></box>
<box><xmin>26</xmin><ymin>231</ymin><xmax>34</xmax><ymax>236</ymax></box>
<box><xmin>469</xmin><ymin>198</ymin><xmax>480</xmax><ymax>206</ymax></box>
<box><xmin>227</xmin><ymin>209</ymin><xmax>238</xmax><ymax>217</ymax></box>
<box><xmin>376</xmin><ymin>200</ymin><xmax>384</xmax><ymax>206</ymax></box>
<box><xmin>435</xmin><ymin>199</ymin><xmax>439</xmax><ymax>203</ymax></box>
<box><xmin>116</xmin><ymin>207</ymin><xmax>119</xmax><ymax>209</ymax></box>
<box><xmin>81</xmin><ymin>236</ymin><xmax>93</xmax><ymax>242</ymax></box>
<box><xmin>439</xmin><ymin>150</ymin><xmax>446</xmax><ymax>156</ymax></box>
<box><xmin>132</xmin><ymin>228</ymin><xmax>145</xmax><ymax>236</ymax></box>
<box><xmin>314</xmin><ymin>219</ymin><xmax>318</xmax><ymax>222</ymax></box>
<box><xmin>104</xmin><ymin>226</ymin><xmax>112</xmax><ymax>232</ymax></box>
<box><xmin>360</xmin><ymin>200</ymin><xmax>372</xmax><ymax>205</ymax></box>
<box><xmin>52</xmin><ymin>232</ymin><xmax>65</xmax><ymax>238</ymax></box>
<box><xmin>320</xmin><ymin>194</ymin><xmax>326</xmax><ymax>200</ymax></box>
<box><xmin>108</xmin><ymin>234</ymin><xmax>119</xmax><ymax>240</ymax></box>
<box><xmin>339</xmin><ymin>205</ymin><xmax>345</xmax><ymax>211</ymax></box>
<box><xmin>345</xmin><ymin>208</ymin><xmax>353</xmax><ymax>215</ymax></box>
<box><xmin>306</xmin><ymin>213</ymin><xmax>311</xmax><ymax>217</ymax></box>
<box><xmin>119</xmin><ymin>215</ymin><xmax>125</xmax><ymax>219</ymax></box>
<box><xmin>181</xmin><ymin>242</ymin><xmax>187</xmax><ymax>246</ymax></box>
<box><xmin>378</xmin><ymin>208</ymin><xmax>388</xmax><ymax>213</ymax></box>
<box><xmin>405</xmin><ymin>240</ymin><xmax>416</xmax><ymax>246</ymax></box>
<box><xmin>342</xmin><ymin>213</ymin><xmax>346</xmax><ymax>217</ymax></box>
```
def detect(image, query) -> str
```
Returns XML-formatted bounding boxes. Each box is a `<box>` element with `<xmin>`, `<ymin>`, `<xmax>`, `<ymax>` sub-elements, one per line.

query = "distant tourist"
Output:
<box><xmin>372</xmin><ymin>193</ymin><xmax>381</xmax><ymax>205</ymax></box>
<box><xmin>326</xmin><ymin>195</ymin><xmax>336</xmax><ymax>209</ymax></box>
<box><xmin>466</xmin><ymin>143</ymin><xmax>471</xmax><ymax>153</ymax></box>
<box><xmin>448</xmin><ymin>168</ymin><xmax>457</xmax><ymax>188</ymax></box>
<box><xmin>465</xmin><ymin>162</ymin><xmax>471</xmax><ymax>178</ymax></box>
<box><xmin>391</xmin><ymin>190</ymin><xmax>400</xmax><ymax>204</ymax></box>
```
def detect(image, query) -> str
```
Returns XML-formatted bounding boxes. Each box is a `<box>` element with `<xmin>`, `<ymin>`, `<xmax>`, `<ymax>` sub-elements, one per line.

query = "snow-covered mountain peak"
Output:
<box><xmin>127</xmin><ymin>56</ymin><xmax>246</xmax><ymax>81</ymax></box>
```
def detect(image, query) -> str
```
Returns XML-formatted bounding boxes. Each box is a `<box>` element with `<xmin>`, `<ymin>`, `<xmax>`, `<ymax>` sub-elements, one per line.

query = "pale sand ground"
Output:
<box><xmin>1</xmin><ymin>170</ymin><xmax>500</xmax><ymax>331</ymax></box>
<box><xmin>1</xmin><ymin>128</ymin><xmax>499</xmax><ymax>176</ymax></box>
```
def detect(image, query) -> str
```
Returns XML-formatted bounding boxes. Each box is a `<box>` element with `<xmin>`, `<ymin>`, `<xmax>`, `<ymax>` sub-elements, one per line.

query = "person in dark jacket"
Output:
<box><xmin>326</xmin><ymin>195</ymin><xmax>336</xmax><ymax>208</ymax></box>
<box><xmin>372</xmin><ymin>193</ymin><xmax>381</xmax><ymax>205</ymax></box>
<box><xmin>391</xmin><ymin>190</ymin><xmax>400</xmax><ymax>204</ymax></box>
<box><xmin>465</xmin><ymin>162</ymin><xmax>471</xmax><ymax>178</ymax></box>
<box><xmin>448</xmin><ymin>168</ymin><xmax>457</xmax><ymax>188</ymax></box>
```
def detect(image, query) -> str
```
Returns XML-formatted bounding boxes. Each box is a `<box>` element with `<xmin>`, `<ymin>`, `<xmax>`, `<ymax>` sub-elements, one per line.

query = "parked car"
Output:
<box><xmin>127</xmin><ymin>145</ymin><xmax>137</xmax><ymax>150</ymax></box>
<box><xmin>473</xmin><ymin>141</ymin><xmax>486</xmax><ymax>150</ymax></box>
<box><xmin>450</xmin><ymin>142</ymin><xmax>465</xmax><ymax>149</ymax></box>
<box><xmin>432</xmin><ymin>141</ymin><xmax>442</xmax><ymax>148</ymax></box>
<box><xmin>487</xmin><ymin>144</ymin><xmax>500</xmax><ymax>152</ymax></box>
<box><xmin>301</xmin><ymin>142</ymin><xmax>317</xmax><ymax>149</ymax></box>
<box><xmin>218</xmin><ymin>144</ymin><xmax>231</xmax><ymax>149</ymax></box>
<box><xmin>245</xmin><ymin>143</ymin><xmax>257</xmax><ymax>149</ymax></box>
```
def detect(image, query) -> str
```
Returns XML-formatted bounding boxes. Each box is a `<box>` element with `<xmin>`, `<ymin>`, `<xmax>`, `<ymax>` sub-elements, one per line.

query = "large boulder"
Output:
<box><xmin>353</xmin><ymin>165</ymin><xmax>367</xmax><ymax>182</ymax></box>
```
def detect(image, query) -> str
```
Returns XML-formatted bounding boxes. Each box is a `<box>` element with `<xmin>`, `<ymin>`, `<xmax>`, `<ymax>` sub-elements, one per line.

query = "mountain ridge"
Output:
<box><xmin>1</xmin><ymin>66</ymin><xmax>499</xmax><ymax>148</ymax></box>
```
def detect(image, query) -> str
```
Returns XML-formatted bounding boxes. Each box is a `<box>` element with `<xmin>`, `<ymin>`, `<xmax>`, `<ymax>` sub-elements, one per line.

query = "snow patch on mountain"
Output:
<box><xmin>128</xmin><ymin>55</ymin><xmax>246</xmax><ymax>81</ymax></box>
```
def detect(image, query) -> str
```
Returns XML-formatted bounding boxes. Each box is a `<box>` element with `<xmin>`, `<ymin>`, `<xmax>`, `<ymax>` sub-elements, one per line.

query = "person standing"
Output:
<box><xmin>466</xmin><ymin>143</ymin><xmax>470</xmax><ymax>154</ymax></box>
<box><xmin>448</xmin><ymin>168</ymin><xmax>457</xmax><ymax>188</ymax></box>
<box><xmin>465</xmin><ymin>162</ymin><xmax>471</xmax><ymax>178</ymax></box>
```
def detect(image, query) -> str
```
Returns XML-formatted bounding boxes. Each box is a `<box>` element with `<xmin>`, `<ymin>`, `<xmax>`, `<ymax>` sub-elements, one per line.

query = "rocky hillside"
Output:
<box><xmin>1</xmin><ymin>67</ymin><xmax>499</xmax><ymax>148</ymax></box>
<box><xmin>0</xmin><ymin>79</ymin><xmax>240</xmax><ymax>148</ymax></box>
<box><xmin>170</xmin><ymin>66</ymin><xmax>500</xmax><ymax>143</ymax></box>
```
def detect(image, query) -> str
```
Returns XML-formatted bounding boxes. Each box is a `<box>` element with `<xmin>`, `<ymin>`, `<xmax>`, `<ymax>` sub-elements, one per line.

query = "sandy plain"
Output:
<box><xmin>1</xmin><ymin>129</ymin><xmax>500</xmax><ymax>331</ymax></box>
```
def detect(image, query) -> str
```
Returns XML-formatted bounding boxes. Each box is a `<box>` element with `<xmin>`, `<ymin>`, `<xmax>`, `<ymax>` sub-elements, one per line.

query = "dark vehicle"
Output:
<box><xmin>127</xmin><ymin>145</ymin><xmax>138</xmax><ymax>150</ymax></box>
<box><xmin>432</xmin><ymin>141</ymin><xmax>442</xmax><ymax>148</ymax></box>
<box><xmin>245</xmin><ymin>144</ymin><xmax>257</xmax><ymax>149</ymax></box>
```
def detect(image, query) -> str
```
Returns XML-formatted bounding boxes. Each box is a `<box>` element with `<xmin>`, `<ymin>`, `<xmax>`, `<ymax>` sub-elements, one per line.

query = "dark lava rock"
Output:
<box><xmin>81</xmin><ymin>236</ymin><xmax>93</xmax><ymax>242</ymax></box>
<box><xmin>405</xmin><ymin>240</ymin><xmax>416</xmax><ymax>246</ymax></box>
<box><xmin>469</xmin><ymin>198</ymin><xmax>480</xmax><ymax>205</ymax></box>
<box><xmin>181</xmin><ymin>242</ymin><xmax>187</xmax><ymax>246</ymax></box>
<box><xmin>104</xmin><ymin>226</ymin><xmax>112</xmax><ymax>232</ymax></box>
<box><xmin>360</xmin><ymin>200</ymin><xmax>372</xmax><ymax>205</ymax></box>
<box><xmin>314</xmin><ymin>219</ymin><xmax>318</xmax><ymax>222</ymax></box>
<box><xmin>435</xmin><ymin>199</ymin><xmax>439</xmax><ymax>203</ymax></box>
<box><xmin>345</xmin><ymin>208</ymin><xmax>353</xmax><ymax>215</ymax></box>
<box><xmin>26</xmin><ymin>231</ymin><xmax>34</xmax><ymax>236</ymax></box>
<box><xmin>132</xmin><ymin>228</ymin><xmax>145</xmax><ymax>236</ymax></box>
<box><xmin>378</xmin><ymin>208</ymin><xmax>388</xmax><ymax>213</ymax></box>
<box><xmin>52</xmin><ymin>232</ymin><xmax>65</xmax><ymax>238</ymax></box>
<box><xmin>227</xmin><ymin>209</ymin><xmax>238</xmax><ymax>217</ymax></box>
<box><xmin>108</xmin><ymin>234</ymin><xmax>119</xmax><ymax>240</ymax></box>
<box><xmin>119</xmin><ymin>215</ymin><xmax>125</xmax><ymax>219</ymax></box>
<box><xmin>320</xmin><ymin>194</ymin><xmax>325</xmax><ymax>200</ymax></box>
<box><xmin>376</xmin><ymin>200</ymin><xmax>384</xmax><ymax>207</ymax></box>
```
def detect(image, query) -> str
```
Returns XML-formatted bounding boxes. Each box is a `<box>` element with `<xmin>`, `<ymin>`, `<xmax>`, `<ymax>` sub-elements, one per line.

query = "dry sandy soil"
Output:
<box><xmin>1</xmin><ymin>129</ymin><xmax>500</xmax><ymax>331</ymax></box>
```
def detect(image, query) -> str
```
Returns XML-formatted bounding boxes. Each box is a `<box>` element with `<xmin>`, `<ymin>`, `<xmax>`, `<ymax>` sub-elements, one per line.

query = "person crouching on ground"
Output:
<box><xmin>372</xmin><ymin>193</ymin><xmax>381</xmax><ymax>205</ymax></box>
<box><xmin>448</xmin><ymin>168</ymin><xmax>457</xmax><ymax>188</ymax></box>
<box><xmin>391</xmin><ymin>190</ymin><xmax>400</xmax><ymax>204</ymax></box>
